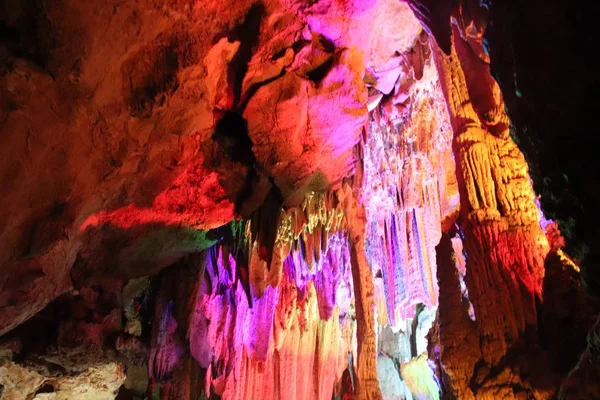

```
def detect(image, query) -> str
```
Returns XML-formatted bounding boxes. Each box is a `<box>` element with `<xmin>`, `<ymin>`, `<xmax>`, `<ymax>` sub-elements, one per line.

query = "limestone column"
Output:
<box><xmin>431</xmin><ymin>28</ymin><xmax>549</xmax><ymax>397</ymax></box>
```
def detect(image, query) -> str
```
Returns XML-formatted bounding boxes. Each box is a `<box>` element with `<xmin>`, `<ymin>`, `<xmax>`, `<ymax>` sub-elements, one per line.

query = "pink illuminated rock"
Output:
<box><xmin>244</xmin><ymin>285</ymin><xmax>280</xmax><ymax>361</ymax></box>
<box><xmin>149</xmin><ymin>300</ymin><xmax>184</xmax><ymax>381</ymax></box>
<box><xmin>175</xmin><ymin>227</ymin><xmax>355</xmax><ymax>398</ymax></box>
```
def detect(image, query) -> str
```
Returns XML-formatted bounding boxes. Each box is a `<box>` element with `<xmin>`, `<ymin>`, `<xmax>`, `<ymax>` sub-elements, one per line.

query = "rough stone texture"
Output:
<box><xmin>432</xmin><ymin>232</ymin><xmax>480</xmax><ymax>397</ymax></box>
<box><xmin>376</xmin><ymin>354</ymin><xmax>412</xmax><ymax>400</ymax></box>
<box><xmin>143</xmin><ymin>234</ymin><xmax>356</xmax><ymax>400</ymax></box>
<box><xmin>484</xmin><ymin>0</ymin><xmax>600</xmax><ymax>292</ymax></box>
<box><xmin>339</xmin><ymin>183</ymin><xmax>382</xmax><ymax>400</ymax></box>
<box><xmin>427</xmin><ymin>16</ymin><xmax>592</xmax><ymax>398</ymax></box>
<box><xmin>400</xmin><ymin>353</ymin><xmax>440</xmax><ymax>400</ymax></box>
<box><xmin>0</xmin><ymin>359</ymin><xmax>125</xmax><ymax>400</ymax></box>
<box><xmin>429</xmin><ymin>19</ymin><xmax>551</xmax><ymax>397</ymax></box>
<box><xmin>0</xmin><ymin>0</ymin><xmax>421</xmax><ymax>335</ymax></box>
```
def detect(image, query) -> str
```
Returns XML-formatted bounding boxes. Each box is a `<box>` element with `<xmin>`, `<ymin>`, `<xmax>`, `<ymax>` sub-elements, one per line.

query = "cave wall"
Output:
<box><xmin>0</xmin><ymin>0</ymin><xmax>421</xmax><ymax>335</ymax></box>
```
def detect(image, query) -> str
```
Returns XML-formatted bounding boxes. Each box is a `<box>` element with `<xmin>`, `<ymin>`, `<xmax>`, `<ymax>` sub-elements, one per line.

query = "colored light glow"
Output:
<box><xmin>80</xmin><ymin>164</ymin><xmax>235</xmax><ymax>232</ymax></box>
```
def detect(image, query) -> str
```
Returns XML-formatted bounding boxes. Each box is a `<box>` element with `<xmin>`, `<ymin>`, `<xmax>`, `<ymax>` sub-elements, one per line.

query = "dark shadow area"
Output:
<box><xmin>34</xmin><ymin>383</ymin><xmax>55</xmax><ymax>395</ymax></box>
<box><xmin>0</xmin><ymin>0</ymin><xmax>50</xmax><ymax>69</ymax></box>
<box><xmin>212</xmin><ymin>111</ymin><xmax>255</xmax><ymax>166</ymax></box>
<box><xmin>306</xmin><ymin>56</ymin><xmax>335</xmax><ymax>85</ymax></box>
<box><xmin>228</xmin><ymin>3</ymin><xmax>266</xmax><ymax>109</ymax></box>
<box><xmin>485</xmin><ymin>0</ymin><xmax>600</xmax><ymax>294</ymax></box>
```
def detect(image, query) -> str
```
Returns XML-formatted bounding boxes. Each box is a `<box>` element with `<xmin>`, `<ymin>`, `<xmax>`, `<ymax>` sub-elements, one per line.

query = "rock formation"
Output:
<box><xmin>1</xmin><ymin>0</ymin><xmax>598</xmax><ymax>399</ymax></box>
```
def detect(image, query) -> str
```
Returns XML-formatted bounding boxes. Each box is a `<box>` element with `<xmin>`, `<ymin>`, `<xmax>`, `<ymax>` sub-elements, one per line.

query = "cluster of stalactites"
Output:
<box><xmin>363</xmin><ymin>122</ymin><xmax>445</xmax><ymax>329</ymax></box>
<box><xmin>147</xmin><ymin>212</ymin><xmax>357</xmax><ymax>398</ymax></box>
<box><xmin>277</xmin><ymin>191</ymin><xmax>346</xmax><ymax>265</ymax></box>
<box><xmin>147</xmin><ymin>237</ymin><xmax>356</xmax><ymax>399</ymax></box>
<box><xmin>362</xmin><ymin>70</ymin><xmax>456</xmax><ymax>330</ymax></box>
<box><xmin>240</xmin><ymin>190</ymin><xmax>347</xmax><ymax>302</ymax></box>
<box><xmin>373</xmin><ymin>203</ymin><xmax>440</xmax><ymax>329</ymax></box>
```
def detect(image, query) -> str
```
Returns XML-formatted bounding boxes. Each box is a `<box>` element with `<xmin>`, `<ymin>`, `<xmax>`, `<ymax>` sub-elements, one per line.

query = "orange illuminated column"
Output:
<box><xmin>339</xmin><ymin>183</ymin><xmax>382</xmax><ymax>400</ymax></box>
<box><xmin>430</xmin><ymin>25</ymin><xmax>549</xmax><ymax>398</ymax></box>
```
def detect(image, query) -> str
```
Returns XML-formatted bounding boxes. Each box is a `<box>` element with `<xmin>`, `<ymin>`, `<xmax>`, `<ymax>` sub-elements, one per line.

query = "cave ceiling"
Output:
<box><xmin>0</xmin><ymin>0</ymin><xmax>423</xmax><ymax>333</ymax></box>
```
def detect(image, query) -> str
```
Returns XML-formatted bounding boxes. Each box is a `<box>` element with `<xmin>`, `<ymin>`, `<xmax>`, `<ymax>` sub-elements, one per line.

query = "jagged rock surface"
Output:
<box><xmin>429</xmin><ymin>21</ymin><xmax>557</xmax><ymax>399</ymax></box>
<box><xmin>0</xmin><ymin>0</ymin><xmax>422</xmax><ymax>335</ymax></box>
<box><xmin>0</xmin><ymin>359</ymin><xmax>125</xmax><ymax>399</ymax></box>
<box><xmin>139</xmin><ymin>213</ymin><xmax>358</xmax><ymax>400</ymax></box>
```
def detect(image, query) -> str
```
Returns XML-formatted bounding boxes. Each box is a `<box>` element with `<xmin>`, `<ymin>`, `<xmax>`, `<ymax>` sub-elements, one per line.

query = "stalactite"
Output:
<box><xmin>148</xmin><ymin>299</ymin><xmax>184</xmax><ymax>381</ymax></box>
<box><xmin>243</xmin><ymin>189</ymin><xmax>345</xmax><ymax>302</ymax></box>
<box><xmin>189</xmin><ymin>253</ymin><xmax>219</xmax><ymax>369</ymax></box>
<box><xmin>139</xmin><ymin>31</ymin><xmax>465</xmax><ymax>400</ymax></box>
<box><xmin>244</xmin><ymin>285</ymin><xmax>280</xmax><ymax>361</ymax></box>
<box><xmin>217</xmin><ymin>255</ymin><xmax>353</xmax><ymax>400</ymax></box>
<box><xmin>141</xmin><ymin>190</ymin><xmax>358</xmax><ymax>399</ymax></box>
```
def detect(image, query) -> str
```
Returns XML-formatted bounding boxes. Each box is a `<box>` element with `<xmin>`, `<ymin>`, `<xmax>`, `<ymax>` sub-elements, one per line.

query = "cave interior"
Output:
<box><xmin>0</xmin><ymin>0</ymin><xmax>599</xmax><ymax>399</ymax></box>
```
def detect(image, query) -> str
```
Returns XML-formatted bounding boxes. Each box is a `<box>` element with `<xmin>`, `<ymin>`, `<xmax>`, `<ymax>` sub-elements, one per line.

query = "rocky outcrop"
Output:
<box><xmin>0</xmin><ymin>0</ymin><xmax>422</xmax><ymax>335</ymax></box>
<box><xmin>0</xmin><ymin>360</ymin><xmax>125</xmax><ymax>400</ymax></box>
<box><xmin>429</xmin><ymin>18</ymin><xmax>557</xmax><ymax>399</ymax></box>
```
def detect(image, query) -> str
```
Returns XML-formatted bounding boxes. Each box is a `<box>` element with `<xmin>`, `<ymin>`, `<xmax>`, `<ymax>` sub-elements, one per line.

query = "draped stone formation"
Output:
<box><xmin>145</xmin><ymin>230</ymin><xmax>356</xmax><ymax>400</ymax></box>
<box><xmin>363</xmin><ymin>52</ymin><xmax>458</xmax><ymax>330</ymax></box>
<box><xmin>430</xmin><ymin>24</ymin><xmax>551</xmax><ymax>398</ymax></box>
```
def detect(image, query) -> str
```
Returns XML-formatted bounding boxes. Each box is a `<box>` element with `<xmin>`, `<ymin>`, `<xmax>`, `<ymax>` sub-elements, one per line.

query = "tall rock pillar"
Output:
<box><xmin>339</xmin><ymin>184</ymin><xmax>382</xmax><ymax>400</ymax></box>
<box><xmin>431</xmin><ymin>28</ymin><xmax>549</xmax><ymax>398</ymax></box>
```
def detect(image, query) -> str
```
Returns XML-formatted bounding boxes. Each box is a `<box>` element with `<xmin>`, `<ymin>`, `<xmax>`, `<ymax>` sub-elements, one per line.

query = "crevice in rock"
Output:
<box><xmin>211</xmin><ymin>110</ymin><xmax>261</xmax><ymax>216</ymax></box>
<box><xmin>468</xmin><ymin>358</ymin><xmax>486</xmax><ymax>394</ymax></box>
<box><xmin>34</xmin><ymin>383</ymin><xmax>55</xmax><ymax>395</ymax></box>
<box><xmin>238</xmin><ymin>68</ymin><xmax>286</xmax><ymax>114</ymax></box>
<box><xmin>249</xmin><ymin>185</ymin><xmax>284</xmax><ymax>271</ymax></box>
<box><xmin>305</xmin><ymin>56</ymin><xmax>334</xmax><ymax>85</ymax></box>
<box><xmin>212</xmin><ymin>111</ymin><xmax>255</xmax><ymax>166</ymax></box>
<box><xmin>228</xmin><ymin>3</ymin><xmax>266</xmax><ymax>109</ymax></box>
<box><xmin>410</xmin><ymin>303</ymin><xmax>426</xmax><ymax>358</ymax></box>
<box><xmin>0</xmin><ymin>3</ymin><xmax>50</xmax><ymax>70</ymax></box>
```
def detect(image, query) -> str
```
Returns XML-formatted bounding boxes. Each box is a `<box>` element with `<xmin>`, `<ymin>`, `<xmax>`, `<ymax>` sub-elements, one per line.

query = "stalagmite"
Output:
<box><xmin>432</xmin><ymin>231</ymin><xmax>479</xmax><ymax>398</ymax></box>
